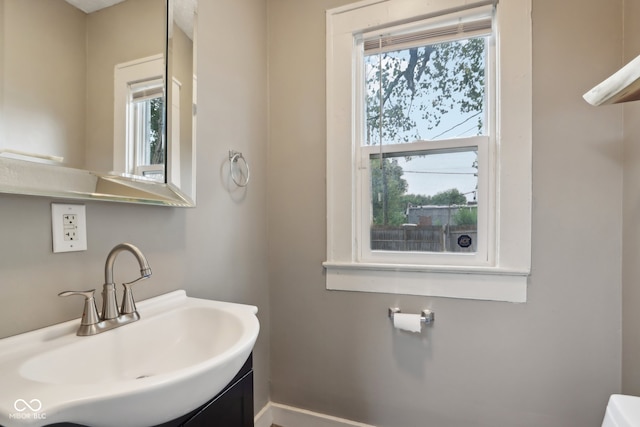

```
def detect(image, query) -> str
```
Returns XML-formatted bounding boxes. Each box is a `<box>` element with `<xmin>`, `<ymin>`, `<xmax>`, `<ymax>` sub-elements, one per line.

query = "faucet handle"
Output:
<box><xmin>120</xmin><ymin>277</ymin><xmax>147</xmax><ymax>315</ymax></box>
<box><xmin>59</xmin><ymin>289</ymin><xmax>100</xmax><ymax>327</ymax></box>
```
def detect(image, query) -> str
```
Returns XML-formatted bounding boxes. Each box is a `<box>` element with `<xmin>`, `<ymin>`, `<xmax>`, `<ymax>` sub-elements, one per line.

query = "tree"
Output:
<box><xmin>401</xmin><ymin>193</ymin><xmax>432</xmax><ymax>206</ymax></box>
<box><xmin>427</xmin><ymin>188</ymin><xmax>468</xmax><ymax>206</ymax></box>
<box><xmin>365</xmin><ymin>37</ymin><xmax>486</xmax><ymax>145</ymax></box>
<box><xmin>149</xmin><ymin>97</ymin><xmax>165</xmax><ymax>165</ymax></box>
<box><xmin>453</xmin><ymin>206</ymin><xmax>478</xmax><ymax>226</ymax></box>
<box><xmin>402</xmin><ymin>188</ymin><xmax>468</xmax><ymax>207</ymax></box>
<box><xmin>371</xmin><ymin>158</ymin><xmax>408</xmax><ymax>225</ymax></box>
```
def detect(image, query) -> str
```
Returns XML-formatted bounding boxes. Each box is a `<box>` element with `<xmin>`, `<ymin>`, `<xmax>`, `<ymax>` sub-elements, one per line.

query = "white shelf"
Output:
<box><xmin>583</xmin><ymin>53</ymin><xmax>640</xmax><ymax>106</ymax></box>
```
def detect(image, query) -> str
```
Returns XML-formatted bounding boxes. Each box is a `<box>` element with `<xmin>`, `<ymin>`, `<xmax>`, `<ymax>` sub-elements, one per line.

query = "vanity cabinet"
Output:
<box><xmin>160</xmin><ymin>354</ymin><xmax>254</xmax><ymax>427</ymax></box>
<box><xmin>47</xmin><ymin>355</ymin><xmax>254</xmax><ymax>427</ymax></box>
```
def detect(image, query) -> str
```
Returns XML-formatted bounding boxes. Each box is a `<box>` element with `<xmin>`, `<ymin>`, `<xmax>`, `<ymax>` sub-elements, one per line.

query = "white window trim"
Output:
<box><xmin>324</xmin><ymin>0</ymin><xmax>532</xmax><ymax>302</ymax></box>
<box><xmin>168</xmin><ymin>77</ymin><xmax>182</xmax><ymax>187</ymax></box>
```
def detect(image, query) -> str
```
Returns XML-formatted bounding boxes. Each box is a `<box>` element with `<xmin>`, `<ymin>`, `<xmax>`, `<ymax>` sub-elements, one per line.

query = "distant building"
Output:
<box><xmin>406</xmin><ymin>204</ymin><xmax>476</xmax><ymax>226</ymax></box>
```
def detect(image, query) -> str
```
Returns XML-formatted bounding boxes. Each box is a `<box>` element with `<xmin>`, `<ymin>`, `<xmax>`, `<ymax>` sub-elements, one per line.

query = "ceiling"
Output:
<box><xmin>64</xmin><ymin>0</ymin><xmax>125</xmax><ymax>14</ymax></box>
<box><xmin>63</xmin><ymin>0</ymin><xmax>196</xmax><ymax>39</ymax></box>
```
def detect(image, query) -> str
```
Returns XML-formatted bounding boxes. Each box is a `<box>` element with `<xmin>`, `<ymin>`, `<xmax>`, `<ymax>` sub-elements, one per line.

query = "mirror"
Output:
<box><xmin>0</xmin><ymin>0</ymin><xmax>197</xmax><ymax>206</ymax></box>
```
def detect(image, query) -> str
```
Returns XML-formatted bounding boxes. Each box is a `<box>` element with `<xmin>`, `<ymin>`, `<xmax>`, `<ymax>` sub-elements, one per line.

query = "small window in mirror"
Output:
<box><xmin>129</xmin><ymin>83</ymin><xmax>165</xmax><ymax>181</ymax></box>
<box><xmin>113</xmin><ymin>54</ymin><xmax>165</xmax><ymax>181</ymax></box>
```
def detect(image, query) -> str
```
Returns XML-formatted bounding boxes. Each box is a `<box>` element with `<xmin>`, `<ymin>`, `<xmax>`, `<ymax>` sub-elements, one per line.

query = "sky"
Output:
<box><xmin>392</xmin><ymin>149</ymin><xmax>478</xmax><ymax>202</ymax></box>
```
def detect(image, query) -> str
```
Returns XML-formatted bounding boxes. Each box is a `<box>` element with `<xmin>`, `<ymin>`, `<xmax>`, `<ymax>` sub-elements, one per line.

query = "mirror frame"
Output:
<box><xmin>0</xmin><ymin>0</ymin><xmax>196</xmax><ymax>207</ymax></box>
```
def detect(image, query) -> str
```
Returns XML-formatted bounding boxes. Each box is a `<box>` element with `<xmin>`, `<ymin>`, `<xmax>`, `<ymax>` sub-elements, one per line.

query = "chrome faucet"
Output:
<box><xmin>59</xmin><ymin>243</ymin><xmax>152</xmax><ymax>336</ymax></box>
<box><xmin>102</xmin><ymin>243</ymin><xmax>152</xmax><ymax>320</ymax></box>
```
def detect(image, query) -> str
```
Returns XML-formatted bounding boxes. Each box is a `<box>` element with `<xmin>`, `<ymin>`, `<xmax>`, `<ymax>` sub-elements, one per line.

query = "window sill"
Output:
<box><xmin>323</xmin><ymin>262</ymin><xmax>528</xmax><ymax>302</ymax></box>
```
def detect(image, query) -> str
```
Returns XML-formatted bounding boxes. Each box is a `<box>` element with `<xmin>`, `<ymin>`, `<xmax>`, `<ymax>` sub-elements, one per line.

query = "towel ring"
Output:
<box><xmin>229</xmin><ymin>150</ymin><xmax>250</xmax><ymax>187</ymax></box>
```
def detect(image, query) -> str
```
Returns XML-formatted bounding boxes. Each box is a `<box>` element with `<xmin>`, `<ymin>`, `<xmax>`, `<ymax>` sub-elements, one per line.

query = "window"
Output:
<box><xmin>325</xmin><ymin>0</ymin><xmax>531</xmax><ymax>302</ymax></box>
<box><xmin>114</xmin><ymin>54</ymin><xmax>166</xmax><ymax>182</ymax></box>
<box><xmin>359</xmin><ymin>11</ymin><xmax>491</xmax><ymax>265</ymax></box>
<box><xmin>130</xmin><ymin>79</ymin><xmax>165</xmax><ymax>181</ymax></box>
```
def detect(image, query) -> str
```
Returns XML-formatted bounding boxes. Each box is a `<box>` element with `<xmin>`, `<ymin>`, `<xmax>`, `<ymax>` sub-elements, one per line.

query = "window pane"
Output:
<box><xmin>364</xmin><ymin>36</ymin><xmax>487</xmax><ymax>145</ymax></box>
<box><xmin>370</xmin><ymin>148</ymin><xmax>478</xmax><ymax>253</ymax></box>
<box><xmin>132</xmin><ymin>96</ymin><xmax>164</xmax><ymax>176</ymax></box>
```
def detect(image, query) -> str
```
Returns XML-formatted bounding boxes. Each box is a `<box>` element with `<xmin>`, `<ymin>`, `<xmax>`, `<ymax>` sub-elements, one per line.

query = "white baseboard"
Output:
<box><xmin>254</xmin><ymin>402</ymin><xmax>274</xmax><ymax>427</ymax></box>
<box><xmin>255</xmin><ymin>402</ymin><xmax>377</xmax><ymax>427</ymax></box>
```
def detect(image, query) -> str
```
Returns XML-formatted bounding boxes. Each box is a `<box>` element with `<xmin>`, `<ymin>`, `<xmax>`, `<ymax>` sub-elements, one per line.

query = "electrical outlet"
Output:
<box><xmin>63</xmin><ymin>214</ymin><xmax>77</xmax><ymax>227</ymax></box>
<box><xmin>52</xmin><ymin>203</ymin><xmax>87</xmax><ymax>253</ymax></box>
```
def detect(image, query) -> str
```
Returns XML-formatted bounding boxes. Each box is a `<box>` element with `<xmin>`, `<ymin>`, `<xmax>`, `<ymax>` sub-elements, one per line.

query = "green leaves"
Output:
<box><xmin>149</xmin><ymin>97</ymin><xmax>165</xmax><ymax>165</ymax></box>
<box><xmin>371</xmin><ymin>158</ymin><xmax>408</xmax><ymax>225</ymax></box>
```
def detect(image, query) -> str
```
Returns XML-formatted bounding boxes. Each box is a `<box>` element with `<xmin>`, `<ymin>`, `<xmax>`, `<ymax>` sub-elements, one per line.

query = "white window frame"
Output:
<box><xmin>131</xmin><ymin>90</ymin><xmax>164</xmax><ymax>179</ymax></box>
<box><xmin>167</xmin><ymin>77</ymin><xmax>182</xmax><ymax>187</ymax></box>
<box><xmin>324</xmin><ymin>0</ymin><xmax>532</xmax><ymax>302</ymax></box>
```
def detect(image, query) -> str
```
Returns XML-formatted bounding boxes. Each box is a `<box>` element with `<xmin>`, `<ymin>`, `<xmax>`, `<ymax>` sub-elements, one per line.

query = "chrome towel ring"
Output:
<box><xmin>229</xmin><ymin>150</ymin><xmax>250</xmax><ymax>187</ymax></box>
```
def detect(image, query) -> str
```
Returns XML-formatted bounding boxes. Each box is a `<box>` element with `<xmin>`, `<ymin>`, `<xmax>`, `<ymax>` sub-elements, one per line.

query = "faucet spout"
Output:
<box><xmin>105</xmin><ymin>243</ymin><xmax>152</xmax><ymax>285</ymax></box>
<box><xmin>102</xmin><ymin>243</ymin><xmax>152</xmax><ymax>320</ymax></box>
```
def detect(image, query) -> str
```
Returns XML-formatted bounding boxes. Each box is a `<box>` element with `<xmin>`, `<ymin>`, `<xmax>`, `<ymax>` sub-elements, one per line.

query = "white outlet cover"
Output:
<box><xmin>51</xmin><ymin>203</ymin><xmax>87</xmax><ymax>253</ymax></box>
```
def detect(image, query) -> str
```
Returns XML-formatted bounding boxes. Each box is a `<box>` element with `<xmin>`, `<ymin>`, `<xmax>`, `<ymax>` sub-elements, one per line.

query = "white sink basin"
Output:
<box><xmin>603</xmin><ymin>394</ymin><xmax>640</xmax><ymax>427</ymax></box>
<box><xmin>0</xmin><ymin>290</ymin><xmax>260</xmax><ymax>427</ymax></box>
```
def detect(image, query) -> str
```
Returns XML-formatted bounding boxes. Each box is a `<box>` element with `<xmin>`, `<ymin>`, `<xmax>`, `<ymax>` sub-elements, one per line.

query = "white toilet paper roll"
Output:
<box><xmin>393</xmin><ymin>313</ymin><xmax>422</xmax><ymax>333</ymax></box>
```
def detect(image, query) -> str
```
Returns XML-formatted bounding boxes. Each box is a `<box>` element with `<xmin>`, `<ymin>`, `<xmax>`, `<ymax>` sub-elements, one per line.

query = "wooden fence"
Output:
<box><xmin>370</xmin><ymin>225</ymin><xmax>477</xmax><ymax>252</ymax></box>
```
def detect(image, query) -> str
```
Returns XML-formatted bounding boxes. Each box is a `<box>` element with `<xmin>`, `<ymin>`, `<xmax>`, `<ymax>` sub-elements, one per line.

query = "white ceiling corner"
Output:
<box><xmin>63</xmin><ymin>0</ymin><xmax>197</xmax><ymax>41</ymax></box>
<box><xmin>64</xmin><ymin>0</ymin><xmax>127</xmax><ymax>14</ymax></box>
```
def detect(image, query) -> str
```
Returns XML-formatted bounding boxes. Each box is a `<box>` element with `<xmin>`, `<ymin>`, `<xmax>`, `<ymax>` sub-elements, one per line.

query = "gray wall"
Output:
<box><xmin>85</xmin><ymin>0</ymin><xmax>165</xmax><ymax>173</ymax></box>
<box><xmin>0</xmin><ymin>0</ymin><xmax>270</xmax><ymax>415</ymax></box>
<box><xmin>267</xmin><ymin>0</ymin><xmax>623</xmax><ymax>426</ymax></box>
<box><xmin>2</xmin><ymin>0</ymin><xmax>86</xmax><ymax>168</ymax></box>
<box><xmin>623</xmin><ymin>0</ymin><xmax>640</xmax><ymax>395</ymax></box>
<box><xmin>0</xmin><ymin>0</ymin><xmax>633</xmax><ymax>426</ymax></box>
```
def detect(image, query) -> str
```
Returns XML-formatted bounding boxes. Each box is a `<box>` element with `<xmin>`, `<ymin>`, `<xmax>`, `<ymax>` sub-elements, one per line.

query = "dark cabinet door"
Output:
<box><xmin>182</xmin><ymin>370</ymin><xmax>253</xmax><ymax>427</ymax></box>
<box><xmin>162</xmin><ymin>354</ymin><xmax>254</xmax><ymax>427</ymax></box>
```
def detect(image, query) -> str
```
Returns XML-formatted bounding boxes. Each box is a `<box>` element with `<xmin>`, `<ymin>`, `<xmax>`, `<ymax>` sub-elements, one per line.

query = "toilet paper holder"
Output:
<box><xmin>388</xmin><ymin>307</ymin><xmax>435</xmax><ymax>325</ymax></box>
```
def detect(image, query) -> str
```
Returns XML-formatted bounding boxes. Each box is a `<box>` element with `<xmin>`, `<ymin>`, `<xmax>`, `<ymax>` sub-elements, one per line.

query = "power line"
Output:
<box><xmin>431</xmin><ymin>111</ymin><xmax>482</xmax><ymax>139</ymax></box>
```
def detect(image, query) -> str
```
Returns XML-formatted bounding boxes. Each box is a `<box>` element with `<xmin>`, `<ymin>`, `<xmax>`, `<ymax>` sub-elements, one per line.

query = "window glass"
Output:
<box><xmin>369</xmin><ymin>147</ymin><xmax>478</xmax><ymax>253</ymax></box>
<box><xmin>132</xmin><ymin>96</ymin><xmax>164</xmax><ymax>177</ymax></box>
<box><xmin>363</xmin><ymin>32</ymin><xmax>486</xmax><ymax>254</ymax></box>
<box><xmin>364</xmin><ymin>36</ymin><xmax>488</xmax><ymax>146</ymax></box>
<box><xmin>128</xmin><ymin>79</ymin><xmax>165</xmax><ymax>182</ymax></box>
